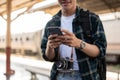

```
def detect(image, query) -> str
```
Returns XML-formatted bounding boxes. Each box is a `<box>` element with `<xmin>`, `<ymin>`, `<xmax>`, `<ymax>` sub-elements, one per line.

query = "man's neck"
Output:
<box><xmin>62</xmin><ymin>7</ymin><xmax>76</xmax><ymax>16</ymax></box>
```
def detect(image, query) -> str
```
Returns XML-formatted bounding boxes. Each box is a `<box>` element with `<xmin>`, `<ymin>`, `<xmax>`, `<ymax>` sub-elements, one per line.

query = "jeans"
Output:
<box><xmin>56</xmin><ymin>71</ymin><xmax>82</xmax><ymax>80</ymax></box>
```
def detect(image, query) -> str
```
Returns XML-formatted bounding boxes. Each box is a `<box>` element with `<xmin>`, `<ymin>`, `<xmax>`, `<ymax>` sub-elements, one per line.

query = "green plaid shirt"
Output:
<box><xmin>41</xmin><ymin>6</ymin><xmax>107</xmax><ymax>80</ymax></box>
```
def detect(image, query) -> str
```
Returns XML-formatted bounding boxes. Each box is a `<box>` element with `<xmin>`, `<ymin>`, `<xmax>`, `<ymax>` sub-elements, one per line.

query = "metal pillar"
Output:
<box><xmin>4</xmin><ymin>0</ymin><xmax>15</xmax><ymax>80</ymax></box>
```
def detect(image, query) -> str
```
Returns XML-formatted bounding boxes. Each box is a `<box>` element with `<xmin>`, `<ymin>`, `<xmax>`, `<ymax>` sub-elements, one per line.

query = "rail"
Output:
<box><xmin>26</xmin><ymin>67</ymin><xmax>50</xmax><ymax>80</ymax></box>
<box><xmin>107</xmin><ymin>70</ymin><xmax>120</xmax><ymax>80</ymax></box>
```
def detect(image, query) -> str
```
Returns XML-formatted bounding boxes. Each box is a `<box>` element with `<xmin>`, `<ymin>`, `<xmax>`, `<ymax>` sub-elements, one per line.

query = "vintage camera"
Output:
<box><xmin>56</xmin><ymin>57</ymin><xmax>73</xmax><ymax>70</ymax></box>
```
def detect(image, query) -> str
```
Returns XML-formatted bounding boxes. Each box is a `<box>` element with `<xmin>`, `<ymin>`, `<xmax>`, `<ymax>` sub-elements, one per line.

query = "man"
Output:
<box><xmin>41</xmin><ymin>0</ymin><xmax>107</xmax><ymax>80</ymax></box>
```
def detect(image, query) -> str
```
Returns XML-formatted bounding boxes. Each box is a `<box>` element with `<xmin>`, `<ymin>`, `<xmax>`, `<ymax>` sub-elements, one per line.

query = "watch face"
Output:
<box><xmin>80</xmin><ymin>41</ymin><xmax>86</xmax><ymax>49</ymax></box>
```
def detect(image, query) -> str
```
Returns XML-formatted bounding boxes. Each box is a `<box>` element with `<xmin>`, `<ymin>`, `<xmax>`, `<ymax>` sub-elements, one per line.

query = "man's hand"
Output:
<box><xmin>61</xmin><ymin>29</ymin><xmax>81</xmax><ymax>48</ymax></box>
<box><xmin>47</xmin><ymin>34</ymin><xmax>62</xmax><ymax>49</ymax></box>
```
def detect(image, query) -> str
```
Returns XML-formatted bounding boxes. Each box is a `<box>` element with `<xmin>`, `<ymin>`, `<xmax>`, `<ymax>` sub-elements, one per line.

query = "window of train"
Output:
<box><xmin>15</xmin><ymin>38</ymin><xmax>18</xmax><ymax>41</ymax></box>
<box><xmin>20</xmin><ymin>37</ymin><xmax>22</xmax><ymax>41</ymax></box>
<box><xmin>26</xmin><ymin>37</ymin><xmax>29</xmax><ymax>41</ymax></box>
<box><xmin>0</xmin><ymin>48</ymin><xmax>5</xmax><ymax>52</ymax></box>
<box><xmin>12</xmin><ymin>49</ymin><xmax>16</xmax><ymax>53</ymax></box>
<box><xmin>2</xmin><ymin>39</ymin><xmax>4</xmax><ymax>42</ymax></box>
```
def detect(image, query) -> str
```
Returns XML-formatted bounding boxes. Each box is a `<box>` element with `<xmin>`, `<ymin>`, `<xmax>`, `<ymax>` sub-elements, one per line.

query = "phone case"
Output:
<box><xmin>48</xmin><ymin>27</ymin><xmax>63</xmax><ymax>35</ymax></box>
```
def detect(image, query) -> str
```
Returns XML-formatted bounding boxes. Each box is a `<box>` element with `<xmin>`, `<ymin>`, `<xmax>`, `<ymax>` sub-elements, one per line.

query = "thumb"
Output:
<box><xmin>61</xmin><ymin>29</ymin><xmax>73</xmax><ymax>36</ymax></box>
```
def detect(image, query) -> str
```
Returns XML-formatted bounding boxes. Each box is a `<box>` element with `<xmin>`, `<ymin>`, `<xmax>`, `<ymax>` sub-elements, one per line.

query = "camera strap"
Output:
<box><xmin>70</xmin><ymin>47</ymin><xmax>73</xmax><ymax>61</ymax></box>
<box><xmin>58</xmin><ymin>47</ymin><xmax>74</xmax><ymax>61</ymax></box>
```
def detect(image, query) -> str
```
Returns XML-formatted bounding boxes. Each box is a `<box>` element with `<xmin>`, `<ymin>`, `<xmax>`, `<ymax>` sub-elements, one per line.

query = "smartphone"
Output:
<box><xmin>48</xmin><ymin>27</ymin><xmax>63</xmax><ymax>35</ymax></box>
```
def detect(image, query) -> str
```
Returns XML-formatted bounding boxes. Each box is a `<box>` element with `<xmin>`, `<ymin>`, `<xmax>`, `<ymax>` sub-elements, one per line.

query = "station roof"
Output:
<box><xmin>0</xmin><ymin>0</ymin><xmax>43</xmax><ymax>16</ymax></box>
<box><xmin>0</xmin><ymin>0</ymin><xmax>120</xmax><ymax>16</ymax></box>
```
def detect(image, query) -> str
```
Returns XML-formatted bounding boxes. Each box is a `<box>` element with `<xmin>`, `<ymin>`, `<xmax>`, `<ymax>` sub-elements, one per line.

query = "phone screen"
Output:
<box><xmin>48</xmin><ymin>27</ymin><xmax>63</xmax><ymax>35</ymax></box>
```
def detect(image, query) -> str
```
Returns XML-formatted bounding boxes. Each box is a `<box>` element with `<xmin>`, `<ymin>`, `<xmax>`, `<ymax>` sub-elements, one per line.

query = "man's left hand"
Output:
<box><xmin>61</xmin><ymin>29</ymin><xmax>81</xmax><ymax>48</ymax></box>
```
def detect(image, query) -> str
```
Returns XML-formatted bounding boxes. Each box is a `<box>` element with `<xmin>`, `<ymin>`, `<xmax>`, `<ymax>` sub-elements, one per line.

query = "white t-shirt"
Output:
<box><xmin>60</xmin><ymin>14</ymin><xmax>79</xmax><ymax>70</ymax></box>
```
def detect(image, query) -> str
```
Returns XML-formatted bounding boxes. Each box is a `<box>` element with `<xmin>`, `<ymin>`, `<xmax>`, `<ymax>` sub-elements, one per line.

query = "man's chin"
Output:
<box><xmin>62</xmin><ymin>4</ymin><xmax>71</xmax><ymax>9</ymax></box>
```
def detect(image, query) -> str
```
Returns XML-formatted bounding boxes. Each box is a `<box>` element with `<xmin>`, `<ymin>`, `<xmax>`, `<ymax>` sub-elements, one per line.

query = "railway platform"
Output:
<box><xmin>0</xmin><ymin>53</ymin><xmax>120</xmax><ymax>80</ymax></box>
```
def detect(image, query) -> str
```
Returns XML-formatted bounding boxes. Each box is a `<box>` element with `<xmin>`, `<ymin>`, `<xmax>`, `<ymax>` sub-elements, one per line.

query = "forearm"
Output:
<box><xmin>81</xmin><ymin>42</ymin><xmax>100</xmax><ymax>57</ymax></box>
<box><xmin>76</xmin><ymin>40</ymin><xmax>100</xmax><ymax>57</ymax></box>
<box><xmin>45</xmin><ymin>46</ymin><xmax>55</xmax><ymax>60</ymax></box>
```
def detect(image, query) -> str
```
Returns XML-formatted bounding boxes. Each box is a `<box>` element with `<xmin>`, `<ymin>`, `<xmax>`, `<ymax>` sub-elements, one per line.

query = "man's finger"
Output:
<box><xmin>61</xmin><ymin>29</ymin><xmax>73</xmax><ymax>36</ymax></box>
<box><xmin>48</xmin><ymin>34</ymin><xmax>58</xmax><ymax>40</ymax></box>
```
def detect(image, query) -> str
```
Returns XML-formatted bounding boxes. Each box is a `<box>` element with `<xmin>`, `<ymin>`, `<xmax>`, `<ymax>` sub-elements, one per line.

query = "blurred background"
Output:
<box><xmin>0</xmin><ymin>0</ymin><xmax>120</xmax><ymax>80</ymax></box>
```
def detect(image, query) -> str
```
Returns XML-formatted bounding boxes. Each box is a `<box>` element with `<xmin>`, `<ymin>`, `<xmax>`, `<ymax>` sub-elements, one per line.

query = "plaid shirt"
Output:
<box><xmin>41</xmin><ymin>6</ymin><xmax>107</xmax><ymax>80</ymax></box>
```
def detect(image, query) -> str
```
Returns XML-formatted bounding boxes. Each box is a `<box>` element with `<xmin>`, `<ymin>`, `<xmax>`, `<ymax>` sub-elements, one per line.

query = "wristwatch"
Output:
<box><xmin>79</xmin><ymin>41</ymin><xmax>86</xmax><ymax>50</ymax></box>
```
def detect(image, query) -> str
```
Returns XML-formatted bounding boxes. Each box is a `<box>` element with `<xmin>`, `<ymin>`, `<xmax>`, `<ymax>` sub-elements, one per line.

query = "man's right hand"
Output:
<box><xmin>47</xmin><ymin>34</ymin><xmax>62</xmax><ymax>49</ymax></box>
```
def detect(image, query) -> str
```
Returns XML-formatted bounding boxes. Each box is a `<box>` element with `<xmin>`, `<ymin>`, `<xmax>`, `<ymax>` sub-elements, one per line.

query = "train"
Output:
<box><xmin>103</xmin><ymin>19</ymin><xmax>120</xmax><ymax>63</ymax></box>
<box><xmin>0</xmin><ymin>19</ymin><xmax>120</xmax><ymax>63</ymax></box>
<box><xmin>0</xmin><ymin>29</ymin><xmax>43</xmax><ymax>57</ymax></box>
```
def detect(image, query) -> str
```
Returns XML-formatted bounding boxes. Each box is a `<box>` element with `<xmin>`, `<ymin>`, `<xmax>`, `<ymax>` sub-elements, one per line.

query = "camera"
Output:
<box><xmin>56</xmin><ymin>57</ymin><xmax>73</xmax><ymax>70</ymax></box>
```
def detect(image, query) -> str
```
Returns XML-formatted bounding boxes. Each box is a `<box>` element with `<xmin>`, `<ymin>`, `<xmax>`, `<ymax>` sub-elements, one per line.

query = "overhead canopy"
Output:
<box><xmin>0</xmin><ymin>0</ymin><xmax>120</xmax><ymax>16</ymax></box>
<box><xmin>0</xmin><ymin>0</ymin><xmax>43</xmax><ymax>16</ymax></box>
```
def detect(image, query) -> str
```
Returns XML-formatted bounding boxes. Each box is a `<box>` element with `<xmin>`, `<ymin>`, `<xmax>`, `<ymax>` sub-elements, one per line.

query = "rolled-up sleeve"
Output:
<box><xmin>40</xmin><ymin>27</ymin><xmax>50</xmax><ymax>61</ymax></box>
<box><xmin>91</xmin><ymin>15</ymin><xmax>107</xmax><ymax>57</ymax></box>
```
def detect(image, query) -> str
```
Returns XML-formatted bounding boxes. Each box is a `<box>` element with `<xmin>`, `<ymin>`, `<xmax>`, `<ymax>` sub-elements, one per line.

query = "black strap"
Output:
<box><xmin>79</xmin><ymin>9</ymin><xmax>106</xmax><ymax>80</ymax></box>
<box><xmin>98</xmin><ymin>56</ymin><xmax>106</xmax><ymax>80</ymax></box>
<box><xmin>79</xmin><ymin>9</ymin><xmax>93</xmax><ymax>43</ymax></box>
